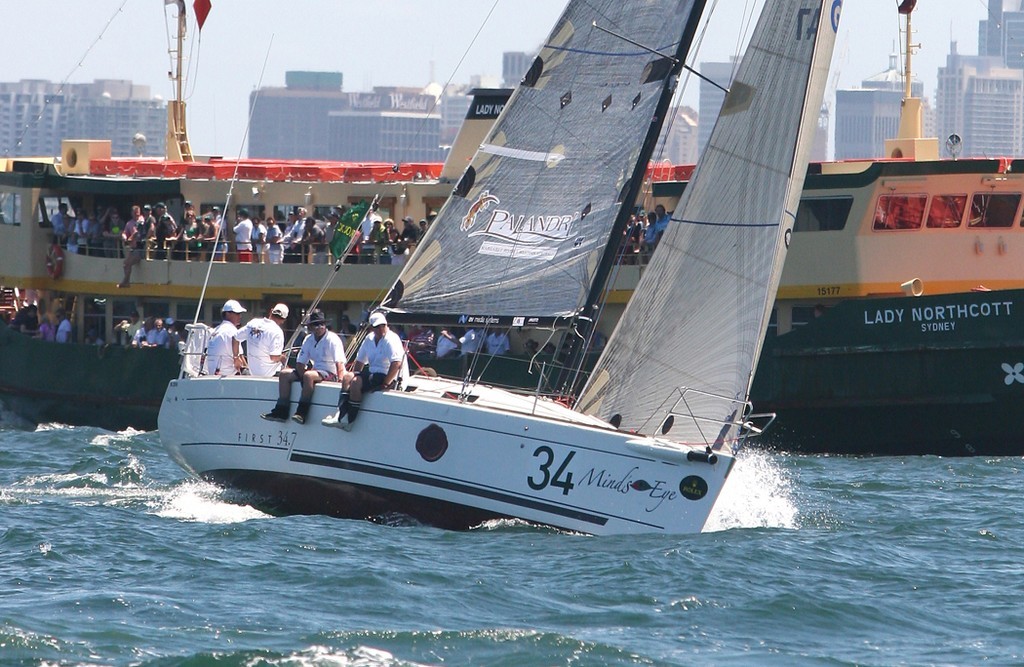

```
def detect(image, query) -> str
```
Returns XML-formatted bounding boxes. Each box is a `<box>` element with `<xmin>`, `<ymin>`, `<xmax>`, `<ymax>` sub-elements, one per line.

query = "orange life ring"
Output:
<box><xmin>46</xmin><ymin>244</ymin><xmax>65</xmax><ymax>280</ymax></box>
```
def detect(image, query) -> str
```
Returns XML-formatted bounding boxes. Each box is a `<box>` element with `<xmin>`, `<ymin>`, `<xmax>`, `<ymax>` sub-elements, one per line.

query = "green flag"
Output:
<box><xmin>329</xmin><ymin>201</ymin><xmax>368</xmax><ymax>259</ymax></box>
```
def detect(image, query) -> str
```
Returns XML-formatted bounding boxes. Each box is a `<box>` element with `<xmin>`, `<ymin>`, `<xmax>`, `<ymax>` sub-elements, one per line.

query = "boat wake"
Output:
<box><xmin>150</xmin><ymin>479</ymin><xmax>271</xmax><ymax>523</ymax></box>
<box><xmin>703</xmin><ymin>449</ymin><xmax>798</xmax><ymax>532</ymax></box>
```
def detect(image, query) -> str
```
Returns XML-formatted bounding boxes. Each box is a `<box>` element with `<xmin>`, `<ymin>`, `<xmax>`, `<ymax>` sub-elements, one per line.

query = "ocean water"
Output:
<box><xmin>3</xmin><ymin>405</ymin><xmax>1024</xmax><ymax>666</ymax></box>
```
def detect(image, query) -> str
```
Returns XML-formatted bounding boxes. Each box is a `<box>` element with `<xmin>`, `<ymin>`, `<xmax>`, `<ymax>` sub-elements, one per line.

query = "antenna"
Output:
<box><xmin>166</xmin><ymin>1</ymin><xmax>193</xmax><ymax>161</ymax></box>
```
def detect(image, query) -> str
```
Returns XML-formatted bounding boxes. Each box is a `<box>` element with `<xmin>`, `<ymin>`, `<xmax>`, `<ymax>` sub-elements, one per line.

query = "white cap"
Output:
<box><xmin>222</xmin><ymin>299</ymin><xmax>247</xmax><ymax>314</ymax></box>
<box><xmin>270</xmin><ymin>303</ymin><xmax>289</xmax><ymax>318</ymax></box>
<box><xmin>164</xmin><ymin>317</ymin><xmax>174</xmax><ymax>325</ymax></box>
<box><xmin>368</xmin><ymin>312</ymin><xmax>387</xmax><ymax>327</ymax></box>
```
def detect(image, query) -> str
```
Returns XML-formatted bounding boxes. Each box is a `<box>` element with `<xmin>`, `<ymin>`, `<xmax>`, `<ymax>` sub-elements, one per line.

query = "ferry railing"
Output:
<box><xmin>178</xmin><ymin>323</ymin><xmax>211</xmax><ymax>378</ymax></box>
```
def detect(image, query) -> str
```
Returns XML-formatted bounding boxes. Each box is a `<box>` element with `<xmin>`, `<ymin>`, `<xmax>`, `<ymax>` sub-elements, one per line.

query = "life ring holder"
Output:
<box><xmin>46</xmin><ymin>244</ymin><xmax>65</xmax><ymax>280</ymax></box>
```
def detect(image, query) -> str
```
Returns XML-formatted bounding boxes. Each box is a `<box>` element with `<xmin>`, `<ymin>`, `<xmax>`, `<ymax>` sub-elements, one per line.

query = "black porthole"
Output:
<box><xmin>416</xmin><ymin>423</ymin><xmax>449</xmax><ymax>462</ymax></box>
<box><xmin>661</xmin><ymin>415</ymin><xmax>674</xmax><ymax>435</ymax></box>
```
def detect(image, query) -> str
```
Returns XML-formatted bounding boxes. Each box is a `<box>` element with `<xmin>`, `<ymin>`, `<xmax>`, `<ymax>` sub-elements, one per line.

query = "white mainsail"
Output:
<box><xmin>578</xmin><ymin>0</ymin><xmax>841</xmax><ymax>446</ymax></box>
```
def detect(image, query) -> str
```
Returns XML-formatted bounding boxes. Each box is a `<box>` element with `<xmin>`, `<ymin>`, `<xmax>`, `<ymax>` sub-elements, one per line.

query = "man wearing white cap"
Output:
<box><xmin>234</xmin><ymin>303</ymin><xmax>288</xmax><ymax>377</ymax></box>
<box><xmin>324</xmin><ymin>310</ymin><xmax>405</xmax><ymax>430</ymax></box>
<box><xmin>201</xmin><ymin>299</ymin><xmax>247</xmax><ymax>375</ymax></box>
<box><xmin>262</xmin><ymin>308</ymin><xmax>344</xmax><ymax>424</ymax></box>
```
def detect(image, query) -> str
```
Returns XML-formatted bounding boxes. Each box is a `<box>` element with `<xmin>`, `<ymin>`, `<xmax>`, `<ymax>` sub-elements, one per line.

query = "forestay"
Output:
<box><xmin>578</xmin><ymin>0</ymin><xmax>841</xmax><ymax>445</ymax></box>
<box><xmin>385</xmin><ymin>0</ymin><xmax>705</xmax><ymax>326</ymax></box>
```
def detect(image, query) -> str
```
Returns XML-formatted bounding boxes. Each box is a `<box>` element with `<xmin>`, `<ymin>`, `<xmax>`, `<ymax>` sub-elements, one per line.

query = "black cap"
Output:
<box><xmin>143</xmin><ymin>204</ymin><xmax>152</xmax><ymax>211</ymax></box>
<box><xmin>155</xmin><ymin>202</ymin><xmax>166</xmax><ymax>209</ymax></box>
<box><xmin>237</xmin><ymin>208</ymin><xmax>249</xmax><ymax>218</ymax></box>
<box><xmin>306</xmin><ymin>309</ymin><xmax>326</xmax><ymax>326</ymax></box>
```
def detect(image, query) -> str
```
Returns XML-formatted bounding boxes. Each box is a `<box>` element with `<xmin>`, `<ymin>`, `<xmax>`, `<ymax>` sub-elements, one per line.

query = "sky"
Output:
<box><xmin>2</xmin><ymin>1</ymin><xmax>992</xmax><ymax>158</ymax></box>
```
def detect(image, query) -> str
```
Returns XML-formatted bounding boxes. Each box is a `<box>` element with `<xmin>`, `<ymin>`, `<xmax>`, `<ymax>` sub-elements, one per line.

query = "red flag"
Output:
<box><xmin>193</xmin><ymin>0</ymin><xmax>212</xmax><ymax>30</ymax></box>
<box><xmin>897</xmin><ymin>0</ymin><xmax>916</xmax><ymax>15</ymax></box>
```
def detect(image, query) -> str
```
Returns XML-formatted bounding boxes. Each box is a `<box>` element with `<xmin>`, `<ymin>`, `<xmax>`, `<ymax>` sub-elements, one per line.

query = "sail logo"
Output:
<box><xmin>831</xmin><ymin>0</ymin><xmax>842</xmax><ymax>32</ymax></box>
<box><xmin>461</xmin><ymin>191</ymin><xmax>500</xmax><ymax>232</ymax></box>
<box><xmin>1003</xmin><ymin>362</ymin><xmax>1024</xmax><ymax>385</ymax></box>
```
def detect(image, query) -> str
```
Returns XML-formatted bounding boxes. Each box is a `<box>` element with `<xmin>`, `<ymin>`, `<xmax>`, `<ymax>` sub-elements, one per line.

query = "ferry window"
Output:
<box><xmin>968</xmin><ymin>193</ymin><xmax>1020</xmax><ymax>228</ymax></box>
<box><xmin>873</xmin><ymin>194</ymin><xmax>926</xmax><ymax>230</ymax></box>
<box><xmin>925</xmin><ymin>194</ymin><xmax>966</xmax><ymax>228</ymax></box>
<box><xmin>794</xmin><ymin>196</ymin><xmax>853</xmax><ymax>232</ymax></box>
<box><xmin>0</xmin><ymin>191</ymin><xmax>19</xmax><ymax>225</ymax></box>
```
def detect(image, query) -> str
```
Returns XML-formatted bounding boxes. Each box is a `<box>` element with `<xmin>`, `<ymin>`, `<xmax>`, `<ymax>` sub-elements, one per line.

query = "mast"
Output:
<box><xmin>166</xmin><ymin>2</ymin><xmax>194</xmax><ymax>161</ymax></box>
<box><xmin>885</xmin><ymin>0</ymin><xmax>938</xmax><ymax>159</ymax></box>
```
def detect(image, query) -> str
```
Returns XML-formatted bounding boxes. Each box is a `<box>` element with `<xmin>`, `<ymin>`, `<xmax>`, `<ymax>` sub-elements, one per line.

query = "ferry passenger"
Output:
<box><xmin>484</xmin><ymin>331</ymin><xmax>511</xmax><ymax>356</ymax></box>
<box><xmin>50</xmin><ymin>202</ymin><xmax>70</xmax><ymax>246</ymax></box>
<box><xmin>54</xmin><ymin>308</ymin><xmax>72</xmax><ymax>344</ymax></box>
<box><xmin>436</xmin><ymin>328</ymin><xmax>460</xmax><ymax>359</ymax></box>
<box><xmin>265</xmin><ymin>217</ymin><xmax>284</xmax><ymax>264</ymax></box>
<box><xmin>233</xmin><ymin>208</ymin><xmax>254</xmax><ymax>263</ymax></box>
<box><xmin>261</xmin><ymin>309</ymin><xmax>344</xmax><ymax>424</ymax></box>
<box><xmin>118</xmin><ymin>206</ymin><xmax>147</xmax><ymax>287</ymax></box>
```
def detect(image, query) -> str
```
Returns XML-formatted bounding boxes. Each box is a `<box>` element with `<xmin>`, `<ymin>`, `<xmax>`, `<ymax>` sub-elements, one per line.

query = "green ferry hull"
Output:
<box><xmin>0</xmin><ymin>321</ymin><xmax>179</xmax><ymax>431</ymax></box>
<box><xmin>751</xmin><ymin>289</ymin><xmax>1024</xmax><ymax>456</ymax></box>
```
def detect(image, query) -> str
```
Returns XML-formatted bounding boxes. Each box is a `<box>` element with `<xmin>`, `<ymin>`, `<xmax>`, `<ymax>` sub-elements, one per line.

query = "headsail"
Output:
<box><xmin>384</xmin><ymin>0</ymin><xmax>706</xmax><ymax>327</ymax></box>
<box><xmin>578</xmin><ymin>0</ymin><xmax>841</xmax><ymax>445</ymax></box>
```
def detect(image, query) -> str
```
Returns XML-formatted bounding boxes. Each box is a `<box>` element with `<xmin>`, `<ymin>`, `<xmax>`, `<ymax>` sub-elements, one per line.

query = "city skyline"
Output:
<box><xmin>2</xmin><ymin>1</ymin><xmax>989</xmax><ymax>157</ymax></box>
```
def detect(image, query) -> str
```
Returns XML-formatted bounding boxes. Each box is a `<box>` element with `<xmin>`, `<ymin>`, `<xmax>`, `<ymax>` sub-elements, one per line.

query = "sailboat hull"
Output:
<box><xmin>159</xmin><ymin>375</ymin><xmax>733</xmax><ymax>535</ymax></box>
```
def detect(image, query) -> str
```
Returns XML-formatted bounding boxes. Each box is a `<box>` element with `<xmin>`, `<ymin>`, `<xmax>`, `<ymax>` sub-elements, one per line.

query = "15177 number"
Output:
<box><xmin>816</xmin><ymin>285</ymin><xmax>840</xmax><ymax>296</ymax></box>
<box><xmin>528</xmin><ymin>446</ymin><xmax>575</xmax><ymax>495</ymax></box>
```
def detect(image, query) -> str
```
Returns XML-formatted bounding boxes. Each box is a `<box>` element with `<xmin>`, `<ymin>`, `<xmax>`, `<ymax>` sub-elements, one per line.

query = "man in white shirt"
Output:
<box><xmin>235</xmin><ymin>303</ymin><xmax>288</xmax><ymax>376</ymax></box>
<box><xmin>484</xmin><ymin>331</ymin><xmax>511</xmax><ymax>355</ymax></box>
<box><xmin>261</xmin><ymin>309</ymin><xmax>344</xmax><ymax>424</ymax></box>
<box><xmin>233</xmin><ymin>208</ymin><xmax>254</xmax><ymax>263</ymax></box>
<box><xmin>50</xmin><ymin>202</ymin><xmax>70</xmax><ymax>245</ymax></box>
<box><xmin>202</xmin><ymin>299</ymin><xmax>246</xmax><ymax>376</ymax></box>
<box><xmin>359</xmin><ymin>202</ymin><xmax>382</xmax><ymax>243</ymax></box>
<box><xmin>54</xmin><ymin>308</ymin><xmax>72</xmax><ymax>343</ymax></box>
<box><xmin>459</xmin><ymin>328</ymin><xmax>482</xmax><ymax>355</ymax></box>
<box><xmin>324</xmin><ymin>311</ymin><xmax>405</xmax><ymax>431</ymax></box>
<box><xmin>265</xmin><ymin>219</ymin><xmax>284</xmax><ymax>264</ymax></box>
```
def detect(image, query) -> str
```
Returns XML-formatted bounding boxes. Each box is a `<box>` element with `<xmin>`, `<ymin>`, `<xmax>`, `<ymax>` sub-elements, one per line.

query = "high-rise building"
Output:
<box><xmin>833</xmin><ymin>54</ymin><xmax>925</xmax><ymax>159</ymax></box>
<box><xmin>0</xmin><ymin>79</ymin><xmax>166</xmax><ymax>158</ymax></box>
<box><xmin>980</xmin><ymin>0</ymin><xmax>1024</xmax><ymax>70</ymax></box>
<box><xmin>249</xmin><ymin>73</ymin><xmax>444</xmax><ymax>162</ymax></box>
<box><xmin>248</xmin><ymin>72</ymin><xmax>345</xmax><ymax>160</ymax></box>
<box><xmin>502</xmin><ymin>52</ymin><xmax>533</xmax><ymax>89</ymax></box>
<box><xmin>697</xmin><ymin>59</ymin><xmax>738</xmax><ymax>156</ymax></box>
<box><xmin>936</xmin><ymin>42</ymin><xmax>1023</xmax><ymax>157</ymax></box>
<box><xmin>326</xmin><ymin>88</ymin><xmax>443</xmax><ymax>163</ymax></box>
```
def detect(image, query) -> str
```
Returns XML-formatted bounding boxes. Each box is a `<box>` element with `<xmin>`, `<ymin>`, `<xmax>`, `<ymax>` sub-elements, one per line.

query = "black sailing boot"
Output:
<box><xmin>291</xmin><ymin>399</ymin><xmax>311</xmax><ymax>424</ymax></box>
<box><xmin>341</xmin><ymin>400</ymin><xmax>360</xmax><ymax>431</ymax></box>
<box><xmin>261</xmin><ymin>399</ymin><xmax>289</xmax><ymax>422</ymax></box>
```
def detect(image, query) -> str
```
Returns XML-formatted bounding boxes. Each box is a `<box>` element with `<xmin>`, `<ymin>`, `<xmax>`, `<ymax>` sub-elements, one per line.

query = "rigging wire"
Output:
<box><xmin>191</xmin><ymin>35</ymin><xmax>275</xmax><ymax>327</ymax></box>
<box><xmin>4</xmin><ymin>0</ymin><xmax>131</xmax><ymax>157</ymax></box>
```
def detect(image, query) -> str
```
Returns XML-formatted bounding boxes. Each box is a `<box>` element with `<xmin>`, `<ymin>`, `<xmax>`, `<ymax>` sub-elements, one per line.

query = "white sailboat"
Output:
<box><xmin>159</xmin><ymin>0</ymin><xmax>839</xmax><ymax>535</ymax></box>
